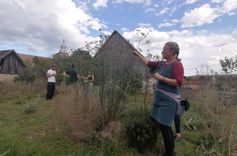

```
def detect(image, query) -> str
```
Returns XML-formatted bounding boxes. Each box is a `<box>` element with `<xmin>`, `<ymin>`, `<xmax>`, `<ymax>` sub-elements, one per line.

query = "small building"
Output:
<box><xmin>93</xmin><ymin>30</ymin><xmax>147</xmax><ymax>80</ymax></box>
<box><xmin>93</xmin><ymin>30</ymin><xmax>148</xmax><ymax>106</ymax></box>
<box><xmin>0</xmin><ymin>49</ymin><xmax>26</xmax><ymax>74</ymax></box>
<box><xmin>56</xmin><ymin>40</ymin><xmax>69</xmax><ymax>57</ymax></box>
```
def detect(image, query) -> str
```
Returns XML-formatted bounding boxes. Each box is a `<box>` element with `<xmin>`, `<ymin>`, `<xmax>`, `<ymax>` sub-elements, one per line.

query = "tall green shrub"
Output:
<box><xmin>123</xmin><ymin>107</ymin><xmax>159</xmax><ymax>153</ymax></box>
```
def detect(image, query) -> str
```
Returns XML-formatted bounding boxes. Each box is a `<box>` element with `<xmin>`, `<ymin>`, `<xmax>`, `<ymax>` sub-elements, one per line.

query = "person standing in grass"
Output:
<box><xmin>46</xmin><ymin>65</ymin><xmax>57</xmax><ymax>100</ymax></box>
<box><xmin>132</xmin><ymin>41</ymin><xmax>184</xmax><ymax>156</ymax></box>
<box><xmin>66</xmin><ymin>63</ymin><xmax>78</xmax><ymax>84</ymax></box>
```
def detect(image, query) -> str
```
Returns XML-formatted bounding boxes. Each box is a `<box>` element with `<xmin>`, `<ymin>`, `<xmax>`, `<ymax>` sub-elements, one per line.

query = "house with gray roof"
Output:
<box><xmin>0</xmin><ymin>49</ymin><xmax>26</xmax><ymax>74</ymax></box>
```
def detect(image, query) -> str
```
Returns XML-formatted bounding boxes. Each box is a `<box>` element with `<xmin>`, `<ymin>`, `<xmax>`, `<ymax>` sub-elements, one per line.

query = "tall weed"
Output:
<box><xmin>194</xmin><ymin>84</ymin><xmax>237</xmax><ymax>155</ymax></box>
<box><xmin>53</xmin><ymin>84</ymin><xmax>103</xmax><ymax>141</ymax></box>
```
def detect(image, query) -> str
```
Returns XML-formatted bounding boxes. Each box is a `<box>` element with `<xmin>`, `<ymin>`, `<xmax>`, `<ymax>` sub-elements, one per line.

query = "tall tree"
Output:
<box><xmin>220</xmin><ymin>55</ymin><xmax>237</xmax><ymax>74</ymax></box>
<box><xmin>70</xmin><ymin>49</ymin><xmax>93</xmax><ymax>76</ymax></box>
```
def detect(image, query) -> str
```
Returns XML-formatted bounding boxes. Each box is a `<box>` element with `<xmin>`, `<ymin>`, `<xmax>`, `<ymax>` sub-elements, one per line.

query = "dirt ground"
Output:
<box><xmin>0</xmin><ymin>74</ymin><xmax>18</xmax><ymax>82</ymax></box>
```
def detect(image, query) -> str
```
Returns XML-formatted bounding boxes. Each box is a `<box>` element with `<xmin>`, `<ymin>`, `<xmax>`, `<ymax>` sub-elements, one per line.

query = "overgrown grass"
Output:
<box><xmin>0</xmin><ymin>81</ymin><xmax>237</xmax><ymax>155</ymax></box>
<box><xmin>193</xmin><ymin>85</ymin><xmax>237</xmax><ymax>155</ymax></box>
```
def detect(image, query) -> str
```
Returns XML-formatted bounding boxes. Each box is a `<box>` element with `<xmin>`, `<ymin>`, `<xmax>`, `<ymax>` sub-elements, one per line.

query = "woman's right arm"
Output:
<box><xmin>132</xmin><ymin>49</ymin><xmax>149</xmax><ymax>65</ymax></box>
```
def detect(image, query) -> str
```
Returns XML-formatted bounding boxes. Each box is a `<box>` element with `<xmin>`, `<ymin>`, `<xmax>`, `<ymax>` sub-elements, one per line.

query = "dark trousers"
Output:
<box><xmin>174</xmin><ymin>115</ymin><xmax>181</xmax><ymax>133</ymax></box>
<box><xmin>46</xmin><ymin>82</ymin><xmax>55</xmax><ymax>100</ymax></box>
<box><xmin>158</xmin><ymin>122</ymin><xmax>175</xmax><ymax>156</ymax></box>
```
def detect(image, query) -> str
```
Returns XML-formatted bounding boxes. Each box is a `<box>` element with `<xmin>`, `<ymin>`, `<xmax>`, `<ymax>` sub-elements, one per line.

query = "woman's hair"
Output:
<box><xmin>166</xmin><ymin>41</ymin><xmax>179</xmax><ymax>57</ymax></box>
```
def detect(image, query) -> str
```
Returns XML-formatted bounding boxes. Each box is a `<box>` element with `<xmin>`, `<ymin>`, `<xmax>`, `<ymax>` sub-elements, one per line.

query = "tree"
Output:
<box><xmin>15</xmin><ymin>57</ymin><xmax>53</xmax><ymax>83</ymax></box>
<box><xmin>84</xmin><ymin>29</ymin><xmax>110</xmax><ymax>56</ymax></box>
<box><xmin>220</xmin><ymin>55</ymin><xmax>237</xmax><ymax>74</ymax></box>
<box><xmin>195</xmin><ymin>64</ymin><xmax>217</xmax><ymax>75</ymax></box>
<box><xmin>70</xmin><ymin>49</ymin><xmax>93</xmax><ymax>76</ymax></box>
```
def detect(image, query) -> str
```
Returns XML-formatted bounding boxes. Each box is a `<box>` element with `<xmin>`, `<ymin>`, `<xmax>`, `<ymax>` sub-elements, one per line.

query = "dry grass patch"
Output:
<box><xmin>53</xmin><ymin>85</ymin><xmax>106</xmax><ymax>141</ymax></box>
<box><xmin>194</xmin><ymin>86</ymin><xmax>237</xmax><ymax>155</ymax></box>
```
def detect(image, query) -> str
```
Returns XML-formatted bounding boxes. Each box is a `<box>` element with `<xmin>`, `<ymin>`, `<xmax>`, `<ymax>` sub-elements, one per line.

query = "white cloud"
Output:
<box><xmin>158</xmin><ymin>22</ymin><xmax>174</xmax><ymax>28</ymax></box>
<box><xmin>75</xmin><ymin>1</ymin><xmax>89</xmax><ymax>11</ymax></box>
<box><xmin>158</xmin><ymin>18</ymin><xmax>180</xmax><ymax>28</ymax></box>
<box><xmin>181</xmin><ymin>1</ymin><xmax>237</xmax><ymax>28</ymax></box>
<box><xmin>93</xmin><ymin>0</ymin><xmax>108</xmax><ymax>9</ymax></box>
<box><xmin>185</xmin><ymin>0</ymin><xmax>198</xmax><ymax>4</ymax></box>
<box><xmin>122</xmin><ymin>26</ymin><xmax>237</xmax><ymax>75</ymax></box>
<box><xmin>163</xmin><ymin>0</ymin><xmax>174</xmax><ymax>4</ymax></box>
<box><xmin>121</xmin><ymin>27</ymin><xmax>129</xmax><ymax>31</ymax></box>
<box><xmin>156</xmin><ymin>7</ymin><xmax>169</xmax><ymax>16</ymax></box>
<box><xmin>0</xmin><ymin>0</ymin><xmax>106</xmax><ymax>55</ymax></box>
<box><xmin>222</xmin><ymin>0</ymin><xmax>237</xmax><ymax>13</ymax></box>
<box><xmin>112</xmin><ymin>0</ymin><xmax>152</xmax><ymax>6</ymax></box>
<box><xmin>171</xmin><ymin>19</ymin><xmax>179</xmax><ymax>23</ymax></box>
<box><xmin>145</xmin><ymin>8</ymin><xmax>156</xmax><ymax>13</ymax></box>
<box><xmin>181</xmin><ymin>4</ymin><xmax>220</xmax><ymax>28</ymax></box>
<box><xmin>211</xmin><ymin>0</ymin><xmax>224</xmax><ymax>4</ymax></box>
<box><xmin>1</xmin><ymin>0</ymin><xmax>237</xmax><ymax>76</ymax></box>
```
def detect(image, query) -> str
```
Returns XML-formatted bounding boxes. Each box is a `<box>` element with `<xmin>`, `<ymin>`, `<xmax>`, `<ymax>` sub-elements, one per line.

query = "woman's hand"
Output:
<box><xmin>153</xmin><ymin>73</ymin><xmax>164</xmax><ymax>81</ymax></box>
<box><xmin>153</xmin><ymin>73</ymin><xmax>179</xmax><ymax>86</ymax></box>
<box><xmin>131</xmin><ymin>48</ymin><xmax>149</xmax><ymax>65</ymax></box>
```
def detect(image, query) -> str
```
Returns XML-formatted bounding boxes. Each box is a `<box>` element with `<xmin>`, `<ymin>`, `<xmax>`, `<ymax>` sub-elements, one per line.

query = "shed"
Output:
<box><xmin>93</xmin><ymin>31</ymin><xmax>149</xmax><ymax>107</ymax></box>
<box><xmin>93</xmin><ymin>30</ymin><xmax>147</xmax><ymax>80</ymax></box>
<box><xmin>0</xmin><ymin>49</ymin><xmax>26</xmax><ymax>74</ymax></box>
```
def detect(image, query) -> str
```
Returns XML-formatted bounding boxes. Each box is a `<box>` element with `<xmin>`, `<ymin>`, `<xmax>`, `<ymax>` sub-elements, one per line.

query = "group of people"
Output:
<box><xmin>46</xmin><ymin>41</ymin><xmax>184</xmax><ymax>156</ymax></box>
<box><xmin>45</xmin><ymin>63</ymin><xmax>94</xmax><ymax>100</ymax></box>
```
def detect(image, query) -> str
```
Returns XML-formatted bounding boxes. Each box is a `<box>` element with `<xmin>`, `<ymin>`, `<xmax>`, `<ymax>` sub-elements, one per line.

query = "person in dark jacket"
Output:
<box><xmin>66</xmin><ymin>64</ymin><xmax>78</xmax><ymax>84</ymax></box>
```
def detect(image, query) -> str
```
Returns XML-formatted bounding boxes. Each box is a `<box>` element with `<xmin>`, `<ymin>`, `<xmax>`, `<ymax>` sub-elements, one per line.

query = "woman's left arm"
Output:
<box><xmin>153</xmin><ymin>61</ymin><xmax>184</xmax><ymax>87</ymax></box>
<box><xmin>153</xmin><ymin>73</ymin><xmax>178</xmax><ymax>86</ymax></box>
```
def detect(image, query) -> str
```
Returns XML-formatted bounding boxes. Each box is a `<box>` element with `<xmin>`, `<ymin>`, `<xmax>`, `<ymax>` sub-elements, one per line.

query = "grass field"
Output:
<box><xmin>0</xmin><ymin>82</ymin><xmax>236</xmax><ymax>156</ymax></box>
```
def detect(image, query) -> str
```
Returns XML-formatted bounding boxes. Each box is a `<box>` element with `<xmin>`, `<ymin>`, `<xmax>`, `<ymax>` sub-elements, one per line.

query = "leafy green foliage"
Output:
<box><xmin>196</xmin><ymin>133</ymin><xmax>227</xmax><ymax>155</ymax></box>
<box><xmin>70</xmin><ymin>49</ymin><xmax>93</xmax><ymax>75</ymax></box>
<box><xmin>14</xmin><ymin>68</ymin><xmax>37</xmax><ymax>83</ymax></box>
<box><xmin>183</xmin><ymin>114</ymin><xmax>204</xmax><ymax>130</ymax></box>
<box><xmin>128</xmin><ymin>72</ymin><xmax>143</xmax><ymax>95</ymax></box>
<box><xmin>23</xmin><ymin>103</ymin><xmax>37</xmax><ymax>114</ymax></box>
<box><xmin>95</xmin><ymin>63</ymin><xmax>143</xmax><ymax>121</ymax></box>
<box><xmin>15</xmin><ymin>49</ymin><xmax>93</xmax><ymax>83</ymax></box>
<box><xmin>15</xmin><ymin>57</ymin><xmax>53</xmax><ymax>83</ymax></box>
<box><xmin>123</xmin><ymin>107</ymin><xmax>159</xmax><ymax>153</ymax></box>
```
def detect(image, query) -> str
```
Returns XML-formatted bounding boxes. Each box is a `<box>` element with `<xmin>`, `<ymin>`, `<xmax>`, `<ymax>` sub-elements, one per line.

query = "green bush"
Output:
<box><xmin>196</xmin><ymin>133</ymin><xmax>227</xmax><ymax>155</ymax></box>
<box><xmin>123</xmin><ymin>107</ymin><xmax>159</xmax><ymax>153</ymax></box>
<box><xmin>15</xmin><ymin>68</ymin><xmax>36</xmax><ymax>83</ymax></box>
<box><xmin>23</xmin><ymin>103</ymin><xmax>37</xmax><ymax>114</ymax></box>
<box><xmin>183</xmin><ymin>114</ymin><xmax>205</xmax><ymax>130</ymax></box>
<box><xmin>56</xmin><ymin>73</ymin><xmax>66</xmax><ymax>85</ymax></box>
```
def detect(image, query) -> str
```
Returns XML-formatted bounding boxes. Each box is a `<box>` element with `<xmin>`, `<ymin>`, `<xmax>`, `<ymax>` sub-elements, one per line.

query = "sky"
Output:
<box><xmin>0</xmin><ymin>0</ymin><xmax>237</xmax><ymax>76</ymax></box>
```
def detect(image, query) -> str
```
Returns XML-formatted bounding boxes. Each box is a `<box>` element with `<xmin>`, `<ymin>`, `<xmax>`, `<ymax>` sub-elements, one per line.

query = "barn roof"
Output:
<box><xmin>93</xmin><ymin>30</ymin><xmax>135</xmax><ymax>58</ymax></box>
<box><xmin>0</xmin><ymin>49</ymin><xmax>26</xmax><ymax>67</ymax></box>
<box><xmin>0</xmin><ymin>49</ymin><xmax>14</xmax><ymax>59</ymax></box>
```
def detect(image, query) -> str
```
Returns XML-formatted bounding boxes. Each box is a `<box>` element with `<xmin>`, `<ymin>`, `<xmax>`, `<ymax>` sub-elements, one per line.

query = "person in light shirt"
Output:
<box><xmin>46</xmin><ymin>65</ymin><xmax>57</xmax><ymax>100</ymax></box>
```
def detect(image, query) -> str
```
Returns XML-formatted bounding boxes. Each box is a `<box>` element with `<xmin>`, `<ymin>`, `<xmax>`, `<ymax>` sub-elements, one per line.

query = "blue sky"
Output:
<box><xmin>0</xmin><ymin>0</ymin><xmax>237</xmax><ymax>75</ymax></box>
